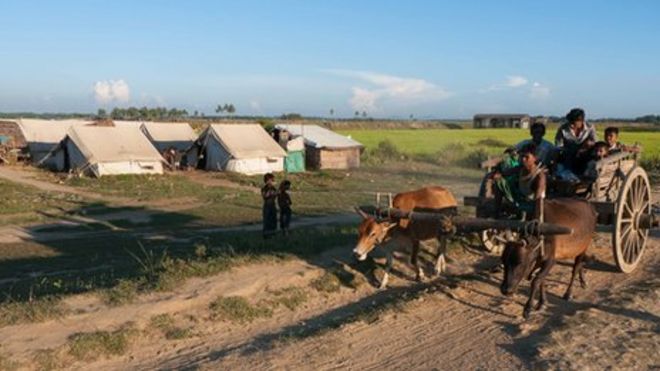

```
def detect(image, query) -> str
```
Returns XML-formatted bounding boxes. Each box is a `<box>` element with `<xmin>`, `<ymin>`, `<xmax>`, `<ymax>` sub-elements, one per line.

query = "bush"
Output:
<box><xmin>371</xmin><ymin>140</ymin><xmax>403</xmax><ymax>160</ymax></box>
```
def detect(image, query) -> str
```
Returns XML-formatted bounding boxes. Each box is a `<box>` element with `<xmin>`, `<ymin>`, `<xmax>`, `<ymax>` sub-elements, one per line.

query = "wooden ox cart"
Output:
<box><xmin>464</xmin><ymin>151</ymin><xmax>658</xmax><ymax>273</ymax></box>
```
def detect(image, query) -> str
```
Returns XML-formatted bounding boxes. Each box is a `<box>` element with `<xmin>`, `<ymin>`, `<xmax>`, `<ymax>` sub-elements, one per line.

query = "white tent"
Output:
<box><xmin>18</xmin><ymin>119</ymin><xmax>92</xmax><ymax>163</ymax></box>
<box><xmin>47</xmin><ymin>126</ymin><xmax>165</xmax><ymax>177</ymax></box>
<box><xmin>140</xmin><ymin>122</ymin><xmax>198</xmax><ymax>166</ymax></box>
<box><xmin>196</xmin><ymin>124</ymin><xmax>286</xmax><ymax>174</ymax></box>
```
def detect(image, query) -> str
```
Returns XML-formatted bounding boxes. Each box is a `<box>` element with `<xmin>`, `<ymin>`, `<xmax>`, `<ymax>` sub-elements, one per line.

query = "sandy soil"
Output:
<box><xmin>1</xmin><ymin>230</ymin><xmax>657</xmax><ymax>370</ymax></box>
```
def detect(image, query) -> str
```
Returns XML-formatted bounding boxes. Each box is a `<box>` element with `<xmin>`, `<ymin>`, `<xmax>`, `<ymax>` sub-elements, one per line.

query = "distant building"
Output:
<box><xmin>473</xmin><ymin>114</ymin><xmax>531</xmax><ymax>129</ymax></box>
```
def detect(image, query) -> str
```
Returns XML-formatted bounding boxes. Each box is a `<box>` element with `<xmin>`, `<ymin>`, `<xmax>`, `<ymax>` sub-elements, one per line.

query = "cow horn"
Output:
<box><xmin>354</xmin><ymin>207</ymin><xmax>370</xmax><ymax>220</ymax></box>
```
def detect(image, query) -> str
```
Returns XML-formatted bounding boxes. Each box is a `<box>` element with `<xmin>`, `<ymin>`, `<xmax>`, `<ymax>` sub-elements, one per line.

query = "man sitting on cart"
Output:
<box><xmin>490</xmin><ymin>144</ymin><xmax>547</xmax><ymax>220</ymax></box>
<box><xmin>554</xmin><ymin>108</ymin><xmax>597</xmax><ymax>181</ymax></box>
<box><xmin>515</xmin><ymin>122</ymin><xmax>556</xmax><ymax>167</ymax></box>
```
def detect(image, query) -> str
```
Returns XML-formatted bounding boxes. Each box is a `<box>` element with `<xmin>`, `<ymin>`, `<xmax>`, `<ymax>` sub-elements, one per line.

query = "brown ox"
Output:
<box><xmin>501</xmin><ymin>198</ymin><xmax>597</xmax><ymax>318</ymax></box>
<box><xmin>354</xmin><ymin>186</ymin><xmax>458</xmax><ymax>288</ymax></box>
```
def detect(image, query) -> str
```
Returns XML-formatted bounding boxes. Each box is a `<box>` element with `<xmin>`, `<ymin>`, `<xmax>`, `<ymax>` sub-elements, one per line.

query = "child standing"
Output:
<box><xmin>278</xmin><ymin>180</ymin><xmax>292</xmax><ymax>236</ymax></box>
<box><xmin>261</xmin><ymin>173</ymin><xmax>278</xmax><ymax>239</ymax></box>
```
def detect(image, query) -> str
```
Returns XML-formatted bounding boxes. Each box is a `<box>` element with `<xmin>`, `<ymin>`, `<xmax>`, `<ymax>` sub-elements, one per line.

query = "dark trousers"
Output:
<box><xmin>263</xmin><ymin>203</ymin><xmax>278</xmax><ymax>238</ymax></box>
<box><xmin>280</xmin><ymin>207</ymin><xmax>292</xmax><ymax>232</ymax></box>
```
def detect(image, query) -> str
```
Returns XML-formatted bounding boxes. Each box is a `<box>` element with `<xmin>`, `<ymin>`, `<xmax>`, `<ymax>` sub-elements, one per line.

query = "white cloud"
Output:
<box><xmin>324</xmin><ymin>69</ymin><xmax>452</xmax><ymax>112</ymax></box>
<box><xmin>482</xmin><ymin>75</ymin><xmax>529</xmax><ymax>92</ymax></box>
<box><xmin>506</xmin><ymin>75</ymin><xmax>528</xmax><ymax>87</ymax></box>
<box><xmin>530</xmin><ymin>81</ymin><xmax>550</xmax><ymax>99</ymax></box>
<box><xmin>93</xmin><ymin>79</ymin><xmax>130</xmax><ymax>105</ymax></box>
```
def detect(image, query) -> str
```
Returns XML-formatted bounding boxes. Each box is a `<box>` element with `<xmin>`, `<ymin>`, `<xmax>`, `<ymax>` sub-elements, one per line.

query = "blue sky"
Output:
<box><xmin>0</xmin><ymin>0</ymin><xmax>659</xmax><ymax>118</ymax></box>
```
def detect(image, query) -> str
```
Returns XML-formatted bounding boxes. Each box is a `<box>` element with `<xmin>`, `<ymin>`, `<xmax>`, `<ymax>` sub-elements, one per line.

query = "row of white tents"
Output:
<box><xmin>9</xmin><ymin>119</ymin><xmax>362</xmax><ymax>177</ymax></box>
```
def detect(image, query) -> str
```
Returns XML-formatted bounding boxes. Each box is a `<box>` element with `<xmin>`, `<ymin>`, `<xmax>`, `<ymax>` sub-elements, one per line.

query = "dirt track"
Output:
<box><xmin>2</xmin><ymin>230</ymin><xmax>657</xmax><ymax>370</ymax></box>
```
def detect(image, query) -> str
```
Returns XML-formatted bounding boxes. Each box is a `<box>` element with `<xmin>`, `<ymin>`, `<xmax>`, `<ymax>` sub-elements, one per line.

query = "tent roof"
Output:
<box><xmin>67</xmin><ymin>126</ymin><xmax>164</xmax><ymax>164</ymax></box>
<box><xmin>207</xmin><ymin>124</ymin><xmax>286</xmax><ymax>159</ymax></box>
<box><xmin>275</xmin><ymin>124</ymin><xmax>363</xmax><ymax>149</ymax></box>
<box><xmin>18</xmin><ymin>119</ymin><xmax>92</xmax><ymax>144</ymax></box>
<box><xmin>141</xmin><ymin>122</ymin><xmax>197</xmax><ymax>143</ymax></box>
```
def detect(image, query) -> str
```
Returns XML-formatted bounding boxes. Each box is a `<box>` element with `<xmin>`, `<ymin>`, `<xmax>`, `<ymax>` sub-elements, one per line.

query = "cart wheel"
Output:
<box><xmin>480</xmin><ymin>229</ymin><xmax>510</xmax><ymax>254</ymax></box>
<box><xmin>613</xmin><ymin>167</ymin><xmax>651</xmax><ymax>273</ymax></box>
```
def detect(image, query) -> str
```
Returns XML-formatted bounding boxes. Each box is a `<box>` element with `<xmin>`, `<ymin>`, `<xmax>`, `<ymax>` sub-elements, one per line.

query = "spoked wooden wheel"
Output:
<box><xmin>613</xmin><ymin>167</ymin><xmax>652</xmax><ymax>273</ymax></box>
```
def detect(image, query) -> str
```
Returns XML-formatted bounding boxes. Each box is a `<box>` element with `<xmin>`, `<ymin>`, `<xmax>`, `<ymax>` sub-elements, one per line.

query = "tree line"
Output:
<box><xmin>98</xmin><ymin>107</ymin><xmax>189</xmax><ymax>121</ymax></box>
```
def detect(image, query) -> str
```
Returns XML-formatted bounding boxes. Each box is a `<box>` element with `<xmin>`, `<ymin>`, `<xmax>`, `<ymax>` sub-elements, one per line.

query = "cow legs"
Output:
<box><xmin>434</xmin><ymin>236</ymin><xmax>448</xmax><ymax>276</ymax></box>
<box><xmin>564</xmin><ymin>253</ymin><xmax>586</xmax><ymax>300</ymax></box>
<box><xmin>524</xmin><ymin>259</ymin><xmax>554</xmax><ymax>319</ymax></box>
<box><xmin>379</xmin><ymin>249</ymin><xmax>393</xmax><ymax>289</ymax></box>
<box><xmin>579</xmin><ymin>255</ymin><xmax>589</xmax><ymax>289</ymax></box>
<box><xmin>410</xmin><ymin>240</ymin><xmax>425</xmax><ymax>282</ymax></box>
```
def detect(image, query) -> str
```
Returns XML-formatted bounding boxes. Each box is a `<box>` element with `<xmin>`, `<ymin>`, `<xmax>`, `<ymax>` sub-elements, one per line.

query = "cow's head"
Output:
<box><xmin>353</xmin><ymin>207</ymin><xmax>397</xmax><ymax>261</ymax></box>
<box><xmin>500</xmin><ymin>239</ymin><xmax>540</xmax><ymax>296</ymax></box>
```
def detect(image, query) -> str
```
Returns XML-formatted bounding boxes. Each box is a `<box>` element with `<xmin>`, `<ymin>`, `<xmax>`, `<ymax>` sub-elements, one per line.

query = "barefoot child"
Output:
<box><xmin>278</xmin><ymin>180</ymin><xmax>292</xmax><ymax>235</ymax></box>
<box><xmin>261</xmin><ymin>173</ymin><xmax>278</xmax><ymax>239</ymax></box>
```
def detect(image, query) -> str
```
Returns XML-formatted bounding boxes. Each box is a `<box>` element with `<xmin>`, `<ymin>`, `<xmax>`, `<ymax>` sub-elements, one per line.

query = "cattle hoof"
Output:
<box><xmin>378</xmin><ymin>275</ymin><xmax>389</xmax><ymax>290</ymax></box>
<box><xmin>534</xmin><ymin>302</ymin><xmax>545</xmax><ymax>311</ymax></box>
<box><xmin>522</xmin><ymin>308</ymin><xmax>532</xmax><ymax>320</ymax></box>
<box><xmin>563</xmin><ymin>292</ymin><xmax>572</xmax><ymax>301</ymax></box>
<box><xmin>415</xmin><ymin>273</ymin><xmax>425</xmax><ymax>282</ymax></box>
<box><xmin>580</xmin><ymin>280</ymin><xmax>588</xmax><ymax>289</ymax></box>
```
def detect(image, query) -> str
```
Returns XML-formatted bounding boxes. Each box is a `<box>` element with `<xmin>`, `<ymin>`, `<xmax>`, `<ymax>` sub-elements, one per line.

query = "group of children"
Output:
<box><xmin>489</xmin><ymin>108</ymin><xmax>640</xmax><ymax>219</ymax></box>
<box><xmin>261</xmin><ymin>173</ymin><xmax>293</xmax><ymax>238</ymax></box>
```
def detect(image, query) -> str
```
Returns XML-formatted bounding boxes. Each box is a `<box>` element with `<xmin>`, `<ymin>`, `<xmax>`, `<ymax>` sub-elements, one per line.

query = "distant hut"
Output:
<box><xmin>0</xmin><ymin>119</ymin><xmax>27</xmax><ymax>159</ymax></box>
<box><xmin>45</xmin><ymin>126</ymin><xmax>165</xmax><ymax>177</ymax></box>
<box><xmin>282</xmin><ymin>135</ymin><xmax>305</xmax><ymax>173</ymax></box>
<box><xmin>276</xmin><ymin>124</ymin><xmax>363</xmax><ymax>170</ymax></box>
<box><xmin>193</xmin><ymin>124</ymin><xmax>286</xmax><ymax>175</ymax></box>
<box><xmin>473</xmin><ymin>114</ymin><xmax>530</xmax><ymax>129</ymax></box>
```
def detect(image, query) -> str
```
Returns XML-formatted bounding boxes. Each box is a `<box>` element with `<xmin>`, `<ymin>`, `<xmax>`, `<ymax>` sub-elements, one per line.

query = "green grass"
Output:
<box><xmin>338</xmin><ymin>128</ymin><xmax>660</xmax><ymax>158</ymax></box>
<box><xmin>0</xmin><ymin>179</ymin><xmax>85</xmax><ymax>225</ymax></box>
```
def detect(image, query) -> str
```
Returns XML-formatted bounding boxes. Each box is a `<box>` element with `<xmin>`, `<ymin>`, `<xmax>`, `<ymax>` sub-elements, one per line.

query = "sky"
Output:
<box><xmin>0</xmin><ymin>0</ymin><xmax>659</xmax><ymax>118</ymax></box>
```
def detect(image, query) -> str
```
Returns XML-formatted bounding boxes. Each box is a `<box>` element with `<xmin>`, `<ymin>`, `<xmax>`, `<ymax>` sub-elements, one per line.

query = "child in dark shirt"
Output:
<box><xmin>278</xmin><ymin>180</ymin><xmax>292</xmax><ymax>236</ymax></box>
<box><xmin>261</xmin><ymin>173</ymin><xmax>278</xmax><ymax>239</ymax></box>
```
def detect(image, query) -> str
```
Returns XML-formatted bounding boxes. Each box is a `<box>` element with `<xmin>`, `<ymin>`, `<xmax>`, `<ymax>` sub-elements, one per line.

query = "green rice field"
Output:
<box><xmin>338</xmin><ymin>128</ymin><xmax>660</xmax><ymax>158</ymax></box>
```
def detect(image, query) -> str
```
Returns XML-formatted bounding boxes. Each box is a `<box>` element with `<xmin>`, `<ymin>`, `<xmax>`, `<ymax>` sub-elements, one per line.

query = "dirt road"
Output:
<box><xmin>2</xmin><ymin>231</ymin><xmax>657</xmax><ymax>370</ymax></box>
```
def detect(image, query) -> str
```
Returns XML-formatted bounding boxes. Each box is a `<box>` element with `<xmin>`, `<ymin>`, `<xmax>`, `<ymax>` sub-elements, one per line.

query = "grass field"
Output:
<box><xmin>338</xmin><ymin>128</ymin><xmax>660</xmax><ymax>158</ymax></box>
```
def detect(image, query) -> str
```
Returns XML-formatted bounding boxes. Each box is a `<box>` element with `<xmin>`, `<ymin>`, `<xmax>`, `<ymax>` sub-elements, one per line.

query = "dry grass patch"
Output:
<box><xmin>0</xmin><ymin>296</ymin><xmax>66</xmax><ymax>326</ymax></box>
<box><xmin>267</xmin><ymin>287</ymin><xmax>308</xmax><ymax>311</ymax></box>
<box><xmin>149</xmin><ymin>313</ymin><xmax>194</xmax><ymax>340</ymax></box>
<box><xmin>67</xmin><ymin>324</ymin><xmax>137</xmax><ymax>361</ymax></box>
<box><xmin>311</xmin><ymin>266</ymin><xmax>367</xmax><ymax>294</ymax></box>
<box><xmin>209</xmin><ymin>296</ymin><xmax>273</xmax><ymax>323</ymax></box>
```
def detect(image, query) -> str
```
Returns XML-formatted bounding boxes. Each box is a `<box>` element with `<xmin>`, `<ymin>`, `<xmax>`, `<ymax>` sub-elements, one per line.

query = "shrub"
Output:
<box><xmin>369</xmin><ymin>139</ymin><xmax>404</xmax><ymax>161</ymax></box>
